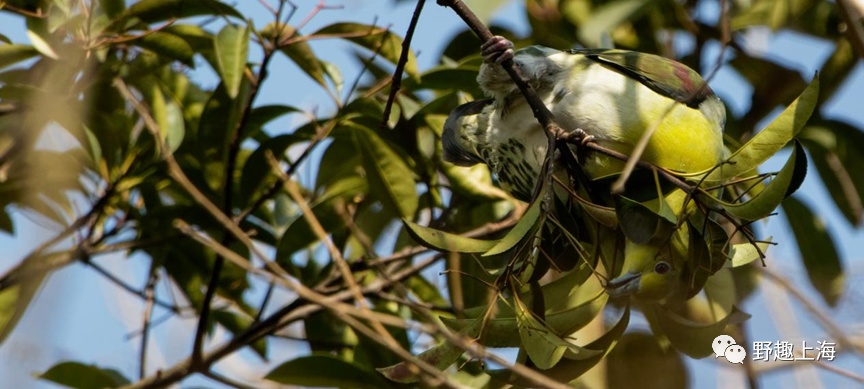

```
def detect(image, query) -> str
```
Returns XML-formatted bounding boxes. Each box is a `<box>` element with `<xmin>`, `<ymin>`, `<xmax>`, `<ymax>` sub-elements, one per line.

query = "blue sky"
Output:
<box><xmin>1</xmin><ymin>1</ymin><xmax>863</xmax><ymax>388</ymax></box>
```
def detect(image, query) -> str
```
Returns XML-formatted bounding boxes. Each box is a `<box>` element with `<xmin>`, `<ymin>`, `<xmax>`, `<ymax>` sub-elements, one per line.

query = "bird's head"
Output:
<box><xmin>442</xmin><ymin>99</ymin><xmax>492</xmax><ymax>167</ymax></box>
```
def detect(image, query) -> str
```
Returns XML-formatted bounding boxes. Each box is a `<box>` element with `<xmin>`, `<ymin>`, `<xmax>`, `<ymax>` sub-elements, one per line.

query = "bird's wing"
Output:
<box><xmin>569</xmin><ymin>48</ymin><xmax>713</xmax><ymax>109</ymax></box>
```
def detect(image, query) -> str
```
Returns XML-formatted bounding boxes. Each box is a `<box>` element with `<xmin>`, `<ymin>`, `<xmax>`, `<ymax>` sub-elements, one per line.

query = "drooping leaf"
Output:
<box><xmin>646</xmin><ymin>305</ymin><xmax>751</xmax><ymax>358</ymax></box>
<box><xmin>483</xmin><ymin>200</ymin><xmax>542</xmax><ymax>256</ymax></box>
<box><xmin>703</xmin><ymin>76</ymin><xmax>818</xmax><ymax>181</ymax></box>
<box><xmin>214</xmin><ymin>24</ymin><xmax>249</xmax><ymax>99</ymax></box>
<box><xmin>313</xmin><ymin>22</ymin><xmax>419</xmax><ymax>80</ymax></box>
<box><xmin>799</xmin><ymin>120</ymin><xmax>864</xmax><ymax>225</ymax></box>
<box><xmin>39</xmin><ymin>362</ymin><xmax>130</xmax><ymax>389</ymax></box>
<box><xmin>782</xmin><ymin>196</ymin><xmax>845</xmax><ymax>306</ymax></box>
<box><xmin>718</xmin><ymin>141</ymin><xmax>807</xmax><ymax>221</ymax></box>
<box><xmin>487</xmin><ymin>307</ymin><xmax>630</xmax><ymax>385</ymax></box>
<box><xmin>402</xmin><ymin>219</ymin><xmax>498</xmax><ymax>253</ymax></box>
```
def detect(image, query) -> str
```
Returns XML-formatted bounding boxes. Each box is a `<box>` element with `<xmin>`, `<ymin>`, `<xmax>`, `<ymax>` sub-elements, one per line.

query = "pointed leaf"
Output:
<box><xmin>402</xmin><ymin>220</ymin><xmax>497</xmax><ymax>253</ymax></box>
<box><xmin>704</xmin><ymin>76</ymin><xmax>818</xmax><ymax>181</ymax></box>
<box><xmin>39</xmin><ymin>362</ymin><xmax>130</xmax><ymax>389</ymax></box>
<box><xmin>347</xmin><ymin>124</ymin><xmax>417</xmax><ymax>218</ymax></box>
<box><xmin>483</xmin><ymin>200</ymin><xmax>542</xmax><ymax>256</ymax></box>
<box><xmin>0</xmin><ymin>44</ymin><xmax>39</xmax><ymax>68</ymax></box>
<box><xmin>719</xmin><ymin>141</ymin><xmax>807</xmax><ymax>221</ymax></box>
<box><xmin>214</xmin><ymin>24</ymin><xmax>249</xmax><ymax>99</ymax></box>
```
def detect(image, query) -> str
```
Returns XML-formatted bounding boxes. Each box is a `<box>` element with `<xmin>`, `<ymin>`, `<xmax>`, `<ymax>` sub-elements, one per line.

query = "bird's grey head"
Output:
<box><xmin>442</xmin><ymin>99</ymin><xmax>492</xmax><ymax>166</ymax></box>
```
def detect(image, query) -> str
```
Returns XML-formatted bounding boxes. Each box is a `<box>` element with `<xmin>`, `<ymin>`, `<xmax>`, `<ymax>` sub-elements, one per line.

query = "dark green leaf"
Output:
<box><xmin>347</xmin><ymin>123</ymin><xmax>417</xmax><ymax>218</ymax></box>
<box><xmin>799</xmin><ymin>120</ymin><xmax>864</xmax><ymax>225</ymax></box>
<box><xmin>646</xmin><ymin>305</ymin><xmax>750</xmax><ymax>358</ymax></box>
<box><xmin>782</xmin><ymin>196</ymin><xmax>845</xmax><ymax>306</ymax></box>
<box><xmin>267</xmin><ymin>354</ymin><xmax>390</xmax><ymax>389</ymax></box>
<box><xmin>133</xmin><ymin>32</ymin><xmax>196</xmax><ymax>67</ymax></box>
<box><xmin>122</xmin><ymin>0</ymin><xmax>242</xmax><ymax>23</ymax></box>
<box><xmin>606</xmin><ymin>332</ymin><xmax>688</xmax><ymax>389</ymax></box>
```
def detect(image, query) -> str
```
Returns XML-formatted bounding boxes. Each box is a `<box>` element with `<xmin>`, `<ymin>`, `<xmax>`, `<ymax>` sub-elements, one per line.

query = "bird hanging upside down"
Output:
<box><xmin>443</xmin><ymin>36</ymin><xmax>730</xmax><ymax>303</ymax></box>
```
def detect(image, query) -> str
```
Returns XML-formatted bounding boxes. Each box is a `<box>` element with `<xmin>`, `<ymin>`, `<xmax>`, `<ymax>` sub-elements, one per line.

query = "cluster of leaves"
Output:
<box><xmin>0</xmin><ymin>0</ymin><xmax>860</xmax><ymax>388</ymax></box>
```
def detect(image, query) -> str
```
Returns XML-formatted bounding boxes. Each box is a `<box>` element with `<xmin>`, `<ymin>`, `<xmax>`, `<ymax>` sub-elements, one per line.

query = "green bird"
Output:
<box><xmin>444</xmin><ymin>36</ymin><xmax>727</xmax><ymax>200</ymax></box>
<box><xmin>443</xmin><ymin>37</ymin><xmax>729</xmax><ymax>301</ymax></box>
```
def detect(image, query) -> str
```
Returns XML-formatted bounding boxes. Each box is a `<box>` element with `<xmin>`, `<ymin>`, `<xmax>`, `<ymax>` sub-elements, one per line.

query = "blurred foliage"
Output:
<box><xmin>0</xmin><ymin>0</ymin><xmax>860</xmax><ymax>388</ymax></box>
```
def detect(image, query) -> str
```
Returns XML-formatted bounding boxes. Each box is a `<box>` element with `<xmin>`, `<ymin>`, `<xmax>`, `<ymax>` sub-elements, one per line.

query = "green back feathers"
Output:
<box><xmin>568</xmin><ymin>48</ymin><xmax>715</xmax><ymax>109</ymax></box>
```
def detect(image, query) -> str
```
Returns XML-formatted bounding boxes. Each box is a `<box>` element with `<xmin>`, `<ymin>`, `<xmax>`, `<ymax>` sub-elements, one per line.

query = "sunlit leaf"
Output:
<box><xmin>483</xmin><ymin>200</ymin><xmax>542</xmax><ymax>256</ymax></box>
<box><xmin>134</xmin><ymin>31</ymin><xmax>195</xmax><ymax>67</ymax></box>
<box><xmin>718</xmin><ymin>141</ymin><xmax>806</xmax><ymax>221</ymax></box>
<box><xmin>703</xmin><ymin>76</ymin><xmax>818</xmax><ymax>181</ymax></box>
<box><xmin>402</xmin><ymin>219</ymin><xmax>497</xmax><ymax>253</ymax></box>
<box><xmin>214</xmin><ymin>24</ymin><xmax>249</xmax><ymax>99</ymax></box>
<box><xmin>0</xmin><ymin>44</ymin><xmax>39</xmax><ymax>68</ymax></box>
<box><xmin>39</xmin><ymin>362</ymin><xmax>130</xmax><ymax>389</ymax></box>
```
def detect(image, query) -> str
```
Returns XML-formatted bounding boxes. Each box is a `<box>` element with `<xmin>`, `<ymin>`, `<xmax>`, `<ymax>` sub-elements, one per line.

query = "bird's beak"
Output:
<box><xmin>605</xmin><ymin>271</ymin><xmax>641</xmax><ymax>298</ymax></box>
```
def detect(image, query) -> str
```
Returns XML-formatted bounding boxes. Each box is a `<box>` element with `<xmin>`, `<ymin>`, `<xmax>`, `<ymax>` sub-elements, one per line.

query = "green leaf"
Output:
<box><xmin>313</xmin><ymin>22</ymin><xmax>419</xmax><ymax>80</ymax></box>
<box><xmin>782</xmin><ymin>196</ymin><xmax>845</xmax><ymax>306</ymax></box>
<box><xmin>402</xmin><ymin>219</ymin><xmax>498</xmax><ymax>253</ymax></box>
<box><xmin>26</xmin><ymin>29</ymin><xmax>58</xmax><ymax>59</ymax></box>
<box><xmin>0</xmin><ymin>44</ymin><xmax>39</xmax><ymax>68</ymax></box>
<box><xmin>488</xmin><ymin>307</ymin><xmax>630</xmax><ymax>385</ymax></box>
<box><xmin>150</xmin><ymin>85</ymin><xmax>186</xmax><ymax>152</ymax></box>
<box><xmin>214</xmin><ymin>24</ymin><xmax>249</xmax><ymax>99</ymax></box>
<box><xmin>730</xmin><ymin>240</ymin><xmax>772</xmax><ymax>268</ymax></box>
<box><xmin>579</xmin><ymin>0</ymin><xmax>651</xmax><ymax>48</ymax></box>
<box><xmin>0</xmin><ymin>272</ymin><xmax>44</xmax><ymax>344</ymax></box>
<box><xmin>606</xmin><ymin>332</ymin><xmax>688</xmax><ymax>389</ymax></box>
<box><xmin>719</xmin><ymin>141</ymin><xmax>807</xmax><ymax>221</ymax></box>
<box><xmin>280</xmin><ymin>39</ymin><xmax>327</xmax><ymax>86</ymax></box>
<box><xmin>403</xmin><ymin>66</ymin><xmax>484</xmax><ymax>97</ymax></box>
<box><xmin>134</xmin><ymin>31</ymin><xmax>195</xmax><ymax>67</ymax></box>
<box><xmin>514</xmin><ymin>292</ymin><xmax>568</xmax><ymax>369</ymax></box>
<box><xmin>646</xmin><ymin>305</ymin><xmax>751</xmax><ymax>358</ymax></box>
<box><xmin>99</xmin><ymin>0</ymin><xmax>125</xmax><ymax>17</ymax></box>
<box><xmin>704</xmin><ymin>76</ymin><xmax>818</xmax><ymax>182</ymax></box>
<box><xmin>122</xmin><ymin>0</ymin><xmax>242</xmax><ymax>23</ymax></box>
<box><xmin>346</xmin><ymin>123</ymin><xmax>417</xmax><ymax>218</ymax></box>
<box><xmin>239</xmin><ymin>134</ymin><xmax>306</xmax><ymax>206</ymax></box>
<box><xmin>483</xmin><ymin>200</ymin><xmax>542</xmax><ymax>256</ymax></box>
<box><xmin>39</xmin><ymin>361</ymin><xmax>130</xmax><ymax>389</ymax></box>
<box><xmin>267</xmin><ymin>355</ymin><xmax>389</xmax><ymax>389</ymax></box>
<box><xmin>799</xmin><ymin>120</ymin><xmax>864</xmax><ymax>225</ymax></box>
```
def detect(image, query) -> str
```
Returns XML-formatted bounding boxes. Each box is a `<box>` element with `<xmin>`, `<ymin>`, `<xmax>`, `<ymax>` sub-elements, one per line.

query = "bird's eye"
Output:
<box><xmin>654</xmin><ymin>261</ymin><xmax>671</xmax><ymax>274</ymax></box>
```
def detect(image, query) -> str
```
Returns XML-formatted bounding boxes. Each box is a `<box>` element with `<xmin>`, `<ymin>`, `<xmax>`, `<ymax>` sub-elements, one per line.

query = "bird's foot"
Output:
<box><xmin>559</xmin><ymin>128</ymin><xmax>595</xmax><ymax>145</ymax></box>
<box><xmin>481</xmin><ymin>35</ymin><xmax>515</xmax><ymax>64</ymax></box>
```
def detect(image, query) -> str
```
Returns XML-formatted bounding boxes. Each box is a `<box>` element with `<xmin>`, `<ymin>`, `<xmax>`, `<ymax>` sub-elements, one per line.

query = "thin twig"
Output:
<box><xmin>381</xmin><ymin>0</ymin><xmax>425</xmax><ymax>129</ymax></box>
